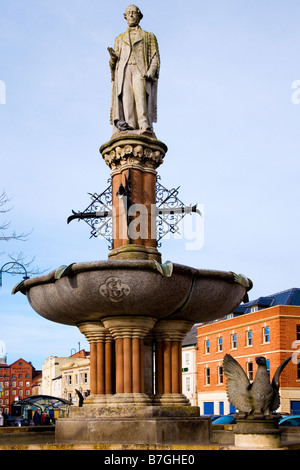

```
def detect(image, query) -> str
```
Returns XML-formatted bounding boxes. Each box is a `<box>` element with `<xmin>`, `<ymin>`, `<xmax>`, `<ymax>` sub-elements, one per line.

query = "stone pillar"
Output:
<box><xmin>100</xmin><ymin>134</ymin><xmax>167</xmax><ymax>262</ymax></box>
<box><xmin>102</xmin><ymin>316</ymin><xmax>156</xmax><ymax>403</ymax></box>
<box><xmin>78</xmin><ymin>322</ymin><xmax>114</xmax><ymax>403</ymax></box>
<box><xmin>153</xmin><ymin>320</ymin><xmax>194</xmax><ymax>405</ymax></box>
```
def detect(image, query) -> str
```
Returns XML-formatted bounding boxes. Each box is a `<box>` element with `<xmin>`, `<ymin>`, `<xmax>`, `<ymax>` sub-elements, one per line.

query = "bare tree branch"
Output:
<box><xmin>0</xmin><ymin>190</ymin><xmax>45</xmax><ymax>276</ymax></box>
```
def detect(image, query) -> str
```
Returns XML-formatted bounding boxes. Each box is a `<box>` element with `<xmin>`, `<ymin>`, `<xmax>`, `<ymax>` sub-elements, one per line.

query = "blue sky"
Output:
<box><xmin>1</xmin><ymin>0</ymin><xmax>300</xmax><ymax>370</ymax></box>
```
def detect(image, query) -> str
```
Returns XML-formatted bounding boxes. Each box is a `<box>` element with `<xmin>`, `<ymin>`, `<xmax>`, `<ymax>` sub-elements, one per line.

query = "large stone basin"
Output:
<box><xmin>14</xmin><ymin>259</ymin><xmax>252</xmax><ymax>326</ymax></box>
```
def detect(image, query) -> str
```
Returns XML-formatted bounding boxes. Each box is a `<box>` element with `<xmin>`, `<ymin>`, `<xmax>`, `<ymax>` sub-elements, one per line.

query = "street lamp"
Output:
<box><xmin>0</xmin><ymin>262</ymin><xmax>29</xmax><ymax>289</ymax></box>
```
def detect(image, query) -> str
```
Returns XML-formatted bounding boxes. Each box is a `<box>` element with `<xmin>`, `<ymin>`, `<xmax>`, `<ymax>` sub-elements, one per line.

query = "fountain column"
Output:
<box><xmin>78</xmin><ymin>322</ymin><xmax>114</xmax><ymax>402</ymax></box>
<box><xmin>153</xmin><ymin>320</ymin><xmax>194</xmax><ymax>404</ymax></box>
<box><xmin>100</xmin><ymin>134</ymin><xmax>167</xmax><ymax>263</ymax></box>
<box><xmin>102</xmin><ymin>316</ymin><xmax>156</xmax><ymax>402</ymax></box>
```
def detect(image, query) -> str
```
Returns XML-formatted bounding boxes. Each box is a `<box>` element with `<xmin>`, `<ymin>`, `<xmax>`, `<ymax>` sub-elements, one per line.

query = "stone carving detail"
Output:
<box><xmin>102</xmin><ymin>143</ymin><xmax>165</xmax><ymax>171</ymax></box>
<box><xmin>99</xmin><ymin>276</ymin><xmax>131</xmax><ymax>303</ymax></box>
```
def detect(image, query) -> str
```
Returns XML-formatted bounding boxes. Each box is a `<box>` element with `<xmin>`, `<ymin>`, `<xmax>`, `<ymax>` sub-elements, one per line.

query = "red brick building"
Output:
<box><xmin>0</xmin><ymin>358</ymin><xmax>40</xmax><ymax>414</ymax></box>
<box><xmin>197</xmin><ymin>291</ymin><xmax>300</xmax><ymax>416</ymax></box>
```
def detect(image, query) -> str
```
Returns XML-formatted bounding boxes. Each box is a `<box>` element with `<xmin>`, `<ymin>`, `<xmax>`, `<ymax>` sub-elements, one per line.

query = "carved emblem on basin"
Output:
<box><xmin>99</xmin><ymin>276</ymin><xmax>131</xmax><ymax>302</ymax></box>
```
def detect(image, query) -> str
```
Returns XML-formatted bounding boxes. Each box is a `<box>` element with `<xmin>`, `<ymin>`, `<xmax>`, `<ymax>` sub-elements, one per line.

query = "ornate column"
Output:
<box><xmin>100</xmin><ymin>133</ymin><xmax>167</xmax><ymax>262</ymax></box>
<box><xmin>102</xmin><ymin>315</ymin><xmax>156</xmax><ymax>404</ymax></box>
<box><xmin>78</xmin><ymin>322</ymin><xmax>114</xmax><ymax>403</ymax></box>
<box><xmin>153</xmin><ymin>320</ymin><xmax>194</xmax><ymax>405</ymax></box>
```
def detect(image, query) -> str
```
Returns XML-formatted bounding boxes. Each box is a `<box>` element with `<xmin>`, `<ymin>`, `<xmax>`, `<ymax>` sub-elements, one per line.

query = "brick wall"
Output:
<box><xmin>197</xmin><ymin>306</ymin><xmax>300</xmax><ymax>395</ymax></box>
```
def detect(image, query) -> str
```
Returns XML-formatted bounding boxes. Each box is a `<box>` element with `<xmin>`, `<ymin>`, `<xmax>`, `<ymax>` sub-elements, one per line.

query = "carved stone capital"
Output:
<box><xmin>77</xmin><ymin>321</ymin><xmax>113</xmax><ymax>343</ymax></box>
<box><xmin>102</xmin><ymin>316</ymin><xmax>157</xmax><ymax>339</ymax></box>
<box><xmin>153</xmin><ymin>320</ymin><xmax>194</xmax><ymax>342</ymax></box>
<box><xmin>100</xmin><ymin>134</ymin><xmax>168</xmax><ymax>174</ymax></box>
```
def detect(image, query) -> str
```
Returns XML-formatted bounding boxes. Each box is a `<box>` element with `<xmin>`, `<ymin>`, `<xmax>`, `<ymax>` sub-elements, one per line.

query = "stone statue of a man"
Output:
<box><xmin>108</xmin><ymin>5</ymin><xmax>160</xmax><ymax>135</ymax></box>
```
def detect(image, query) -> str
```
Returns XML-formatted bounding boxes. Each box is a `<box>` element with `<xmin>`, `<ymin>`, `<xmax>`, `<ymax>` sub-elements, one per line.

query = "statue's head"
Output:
<box><xmin>124</xmin><ymin>5</ymin><xmax>143</xmax><ymax>27</ymax></box>
<box><xmin>255</xmin><ymin>356</ymin><xmax>267</xmax><ymax>366</ymax></box>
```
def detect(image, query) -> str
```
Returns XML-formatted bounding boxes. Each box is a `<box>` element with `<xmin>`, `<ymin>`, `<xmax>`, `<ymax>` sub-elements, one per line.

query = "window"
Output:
<box><xmin>246</xmin><ymin>330</ymin><xmax>253</xmax><ymax>347</ymax></box>
<box><xmin>266</xmin><ymin>359</ymin><xmax>270</xmax><ymax>375</ymax></box>
<box><xmin>218</xmin><ymin>366</ymin><xmax>223</xmax><ymax>384</ymax></box>
<box><xmin>204</xmin><ymin>340</ymin><xmax>210</xmax><ymax>354</ymax></box>
<box><xmin>18</xmin><ymin>382</ymin><xmax>23</xmax><ymax>387</ymax></box>
<box><xmin>217</xmin><ymin>336</ymin><xmax>223</xmax><ymax>352</ymax></box>
<box><xmin>68</xmin><ymin>375</ymin><xmax>72</xmax><ymax>385</ymax></box>
<box><xmin>205</xmin><ymin>367</ymin><xmax>210</xmax><ymax>386</ymax></box>
<box><xmin>84</xmin><ymin>373</ymin><xmax>88</xmax><ymax>384</ymax></box>
<box><xmin>231</xmin><ymin>333</ymin><xmax>237</xmax><ymax>349</ymax></box>
<box><xmin>247</xmin><ymin>362</ymin><xmax>253</xmax><ymax>381</ymax></box>
<box><xmin>297</xmin><ymin>363</ymin><xmax>300</xmax><ymax>381</ymax></box>
<box><xmin>250</xmin><ymin>306</ymin><xmax>258</xmax><ymax>312</ymax></box>
<box><xmin>185</xmin><ymin>353</ymin><xmax>190</xmax><ymax>366</ymax></box>
<box><xmin>297</xmin><ymin>325</ymin><xmax>300</xmax><ymax>341</ymax></box>
<box><xmin>185</xmin><ymin>377</ymin><xmax>191</xmax><ymax>392</ymax></box>
<box><xmin>263</xmin><ymin>326</ymin><xmax>270</xmax><ymax>343</ymax></box>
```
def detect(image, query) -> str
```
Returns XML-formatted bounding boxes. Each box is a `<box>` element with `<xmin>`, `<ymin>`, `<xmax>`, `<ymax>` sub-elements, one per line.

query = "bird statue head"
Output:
<box><xmin>255</xmin><ymin>356</ymin><xmax>267</xmax><ymax>366</ymax></box>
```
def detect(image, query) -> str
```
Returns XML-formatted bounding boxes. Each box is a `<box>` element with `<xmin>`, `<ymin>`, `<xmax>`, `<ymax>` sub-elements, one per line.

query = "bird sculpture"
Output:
<box><xmin>114</xmin><ymin>119</ymin><xmax>134</xmax><ymax>131</ymax></box>
<box><xmin>223</xmin><ymin>354</ymin><xmax>292</xmax><ymax>416</ymax></box>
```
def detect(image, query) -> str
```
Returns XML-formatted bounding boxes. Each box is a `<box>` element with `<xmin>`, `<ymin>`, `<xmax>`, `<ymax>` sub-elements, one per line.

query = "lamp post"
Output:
<box><xmin>0</xmin><ymin>262</ymin><xmax>29</xmax><ymax>289</ymax></box>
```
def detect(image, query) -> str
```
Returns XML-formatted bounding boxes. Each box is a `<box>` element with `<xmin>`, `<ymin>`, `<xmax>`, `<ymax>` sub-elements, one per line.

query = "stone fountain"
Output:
<box><xmin>14</xmin><ymin>5</ymin><xmax>252</xmax><ymax>446</ymax></box>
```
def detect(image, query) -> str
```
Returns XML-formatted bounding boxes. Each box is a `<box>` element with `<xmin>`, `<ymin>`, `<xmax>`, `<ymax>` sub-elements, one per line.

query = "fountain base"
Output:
<box><xmin>55</xmin><ymin>402</ymin><xmax>211</xmax><ymax>445</ymax></box>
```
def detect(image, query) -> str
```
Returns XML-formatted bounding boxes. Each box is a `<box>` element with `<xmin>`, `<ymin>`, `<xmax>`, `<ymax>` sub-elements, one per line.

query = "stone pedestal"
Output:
<box><xmin>55</xmin><ymin>405</ymin><xmax>211</xmax><ymax>446</ymax></box>
<box><xmin>234</xmin><ymin>416</ymin><xmax>283</xmax><ymax>449</ymax></box>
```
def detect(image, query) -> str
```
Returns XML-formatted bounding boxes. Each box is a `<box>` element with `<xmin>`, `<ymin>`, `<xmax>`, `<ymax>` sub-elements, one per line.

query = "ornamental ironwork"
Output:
<box><xmin>67</xmin><ymin>176</ymin><xmax>201</xmax><ymax>249</ymax></box>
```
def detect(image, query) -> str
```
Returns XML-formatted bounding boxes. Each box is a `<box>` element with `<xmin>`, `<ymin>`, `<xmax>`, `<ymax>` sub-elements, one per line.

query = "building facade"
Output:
<box><xmin>0</xmin><ymin>358</ymin><xmax>40</xmax><ymax>414</ymax></box>
<box><xmin>182</xmin><ymin>324</ymin><xmax>199</xmax><ymax>406</ymax></box>
<box><xmin>41</xmin><ymin>350</ymin><xmax>89</xmax><ymax>399</ymax></box>
<box><xmin>197</xmin><ymin>302</ymin><xmax>300</xmax><ymax>416</ymax></box>
<box><xmin>61</xmin><ymin>357</ymin><xmax>90</xmax><ymax>404</ymax></box>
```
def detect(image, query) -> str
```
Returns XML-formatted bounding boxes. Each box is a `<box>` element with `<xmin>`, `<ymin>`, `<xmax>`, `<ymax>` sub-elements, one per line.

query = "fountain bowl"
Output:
<box><xmin>14</xmin><ymin>259</ymin><xmax>252</xmax><ymax>327</ymax></box>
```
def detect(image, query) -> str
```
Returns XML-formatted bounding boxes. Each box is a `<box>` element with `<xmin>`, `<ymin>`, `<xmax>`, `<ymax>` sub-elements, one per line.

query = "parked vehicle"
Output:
<box><xmin>279</xmin><ymin>415</ymin><xmax>300</xmax><ymax>427</ymax></box>
<box><xmin>211</xmin><ymin>415</ymin><xmax>236</xmax><ymax>425</ymax></box>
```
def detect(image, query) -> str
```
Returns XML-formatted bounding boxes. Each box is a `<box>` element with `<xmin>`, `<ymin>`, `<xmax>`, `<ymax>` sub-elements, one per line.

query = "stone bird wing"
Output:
<box><xmin>270</xmin><ymin>355</ymin><xmax>293</xmax><ymax>411</ymax></box>
<box><xmin>223</xmin><ymin>354</ymin><xmax>252</xmax><ymax>413</ymax></box>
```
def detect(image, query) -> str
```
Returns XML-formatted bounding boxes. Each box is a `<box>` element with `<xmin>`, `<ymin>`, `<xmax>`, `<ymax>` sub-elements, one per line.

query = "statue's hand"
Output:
<box><xmin>107</xmin><ymin>47</ymin><xmax>118</xmax><ymax>60</ymax></box>
<box><xmin>143</xmin><ymin>71</ymin><xmax>156</xmax><ymax>81</ymax></box>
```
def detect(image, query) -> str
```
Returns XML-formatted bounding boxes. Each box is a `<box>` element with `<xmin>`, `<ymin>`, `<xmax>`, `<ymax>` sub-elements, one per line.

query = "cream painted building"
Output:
<box><xmin>42</xmin><ymin>356</ymin><xmax>72</xmax><ymax>396</ymax></box>
<box><xmin>182</xmin><ymin>324</ymin><xmax>200</xmax><ymax>406</ymax></box>
<box><xmin>61</xmin><ymin>358</ymin><xmax>90</xmax><ymax>404</ymax></box>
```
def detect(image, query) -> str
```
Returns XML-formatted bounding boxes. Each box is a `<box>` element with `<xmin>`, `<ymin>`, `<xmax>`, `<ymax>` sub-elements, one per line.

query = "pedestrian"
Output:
<box><xmin>33</xmin><ymin>410</ymin><xmax>41</xmax><ymax>426</ymax></box>
<box><xmin>44</xmin><ymin>413</ymin><xmax>50</xmax><ymax>425</ymax></box>
<box><xmin>41</xmin><ymin>411</ymin><xmax>46</xmax><ymax>425</ymax></box>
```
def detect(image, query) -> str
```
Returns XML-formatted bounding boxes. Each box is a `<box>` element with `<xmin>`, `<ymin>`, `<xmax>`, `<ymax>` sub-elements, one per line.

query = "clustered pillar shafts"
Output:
<box><xmin>78</xmin><ymin>322</ymin><xmax>115</xmax><ymax>398</ymax></box>
<box><xmin>78</xmin><ymin>318</ymin><xmax>193</xmax><ymax>406</ymax></box>
<box><xmin>153</xmin><ymin>320</ymin><xmax>194</xmax><ymax>398</ymax></box>
<box><xmin>102</xmin><ymin>316</ymin><xmax>156</xmax><ymax>396</ymax></box>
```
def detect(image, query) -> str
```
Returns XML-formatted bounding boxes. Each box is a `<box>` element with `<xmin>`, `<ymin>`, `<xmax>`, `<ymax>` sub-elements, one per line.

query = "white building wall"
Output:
<box><xmin>182</xmin><ymin>345</ymin><xmax>198</xmax><ymax>406</ymax></box>
<box><xmin>42</xmin><ymin>357</ymin><xmax>71</xmax><ymax>396</ymax></box>
<box><xmin>198</xmin><ymin>390</ymin><xmax>230</xmax><ymax>416</ymax></box>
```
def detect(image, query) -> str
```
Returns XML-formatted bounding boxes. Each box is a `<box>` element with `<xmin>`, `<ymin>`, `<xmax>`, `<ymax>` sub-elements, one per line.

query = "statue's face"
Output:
<box><xmin>125</xmin><ymin>6</ymin><xmax>140</xmax><ymax>27</ymax></box>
